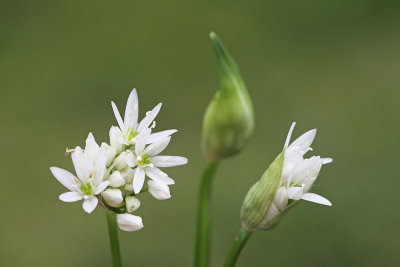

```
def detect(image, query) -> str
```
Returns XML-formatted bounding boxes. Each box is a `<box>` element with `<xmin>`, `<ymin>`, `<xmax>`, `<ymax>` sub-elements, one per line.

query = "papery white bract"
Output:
<box><xmin>50</xmin><ymin>133</ymin><xmax>110</xmax><ymax>213</ymax></box>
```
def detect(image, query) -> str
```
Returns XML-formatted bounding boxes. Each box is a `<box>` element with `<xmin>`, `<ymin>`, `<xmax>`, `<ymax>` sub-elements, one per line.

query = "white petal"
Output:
<box><xmin>114</xmin><ymin>151</ymin><xmax>128</xmax><ymax>170</ymax></box>
<box><xmin>85</xmin><ymin>132</ymin><xmax>100</xmax><ymax>161</ymax></box>
<box><xmin>301</xmin><ymin>193</ymin><xmax>332</xmax><ymax>206</ymax></box>
<box><xmin>117</xmin><ymin>214</ymin><xmax>143</xmax><ymax>232</ymax></box>
<box><xmin>126</xmin><ymin>152</ymin><xmax>136</xmax><ymax>168</ymax></box>
<box><xmin>287</xmin><ymin>186</ymin><xmax>304</xmax><ymax>200</ymax></box>
<box><xmin>145</xmin><ymin>129</ymin><xmax>177</xmax><ymax>144</ymax></box>
<box><xmin>134</xmin><ymin>128</ymin><xmax>151</xmax><ymax>155</ymax></box>
<box><xmin>273</xmin><ymin>187</ymin><xmax>288</xmax><ymax>210</ymax></box>
<box><xmin>151</xmin><ymin>156</ymin><xmax>188</xmax><ymax>167</ymax></box>
<box><xmin>289</xmin><ymin>129</ymin><xmax>317</xmax><ymax>155</ymax></box>
<box><xmin>284</xmin><ymin>122</ymin><xmax>296</xmax><ymax>148</ymax></box>
<box><xmin>144</xmin><ymin>137</ymin><xmax>171</xmax><ymax>156</ymax></box>
<box><xmin>111</xmin><ymin>101</ymin><xmax>126</xmax><ymax>131</ymax></box>
<box><xmin>145</xmin><ymin>167</ymin><xmax>175</xmax><ymax>185</ymax></box>
<box><xmin>265</xmin><ymin>203</ymin><xmax>280</xmax><ymax>222</ymax></box>
<box><xmin>137</xmin><ymin>103</ymin><xmax>162</xmax><ymax>133</ymax></box>
<box><xmin>100</xmin><ymin>142</ymin><xmax>116</xmax><ymax>166</ymax></box>
<box><xmin>124</xmin><ymin>89</ymin><xmax>139</xmax><ymax>130</ymax></box>
<box><xmin>82</xmin><ymin>196</ymin><xmax>98</xmax><ymax>213</ymax></box>
<box><xmin>322</xmin><ymin>158</ymin><xmax>333</xmax><ymax>164</ymax></box>
<box><xmin>147</xmin><ymin>180</ymin><xmax>171</xmax><ymax>200</ymax></box>
<box><xmin>50</xmin><ymin>167</ymin><xmax>76</xmax><ymax>191</ymax></box>
<box><xmin>133</xmin><ymin>167</ymin><xmax>145</xmax><ymax>194</ymax></box>
<box><xmin>94</xmin><ymin>151</ymin><xmax>107</xmax><ymax>184</ymax></box>
<box><xmin>94</xmin><ymin>181</ymin><xmax>110</xmax><ymax>195</ymax></box>
<box><xmin>71</xmin><ymin>147</ymin><xmax>93</xmax><ymax>181</ymax></box>
<box><xmin>59</xmin><ymin>191</ymin><xmax>83</xmax><ymax>202</ymax></box>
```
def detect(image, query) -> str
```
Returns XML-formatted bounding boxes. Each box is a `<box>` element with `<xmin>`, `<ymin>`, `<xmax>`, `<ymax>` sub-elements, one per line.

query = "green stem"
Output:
<box><xmin>194</xmin><ymin>161</ymin><xmax>219</xmax><ymax>267</ymax></box>
<box><xmin>224</xmin><ymin>227</ymin><xmax>253</xmax><ymax>267</ymax></box>
<box><xmin>106</xmin><ymin>211</ymin><xmax>122</xmax><ymax>267</ymax></box>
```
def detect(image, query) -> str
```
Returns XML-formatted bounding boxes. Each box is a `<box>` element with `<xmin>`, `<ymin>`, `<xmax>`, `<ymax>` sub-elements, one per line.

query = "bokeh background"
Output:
<box><xmin>1</xmin><ymin>0</ymin><xmax>400</xmax><ymax>266</ymax></box>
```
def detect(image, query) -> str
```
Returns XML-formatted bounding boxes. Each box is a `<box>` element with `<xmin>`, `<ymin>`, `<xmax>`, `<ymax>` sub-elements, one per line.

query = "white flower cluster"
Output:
<box><xmin>266</xmin><ymin>122</ymin><xmax>332</xmax><ymax>222</ymax></box>
<box><xmin>50</xmin><ymin>89</ymin><xmax>188</xmax><ymax>232</ymax></box>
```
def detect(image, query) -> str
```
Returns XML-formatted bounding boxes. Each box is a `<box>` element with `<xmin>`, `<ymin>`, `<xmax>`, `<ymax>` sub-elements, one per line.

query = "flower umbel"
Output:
<box><xmin>241</xmin><ymin>122</ymin><xmax>332</xmax><ymax>231</ymax></box>
<box><xmin>50</xmin><ymin>88</ymin><xmax>188</xmax><ymax>232</ymax></box>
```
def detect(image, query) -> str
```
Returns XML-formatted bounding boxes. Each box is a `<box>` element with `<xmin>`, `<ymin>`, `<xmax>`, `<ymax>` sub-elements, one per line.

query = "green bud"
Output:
<box><xmin>240</xmin><ymin>151</ymin><xmax>284</xmax><ymax>231</ymax></box>
<box><xmin>201</xmin><ymin>32</ymin><xmax>254</xmax><ymax>161</ymax></box>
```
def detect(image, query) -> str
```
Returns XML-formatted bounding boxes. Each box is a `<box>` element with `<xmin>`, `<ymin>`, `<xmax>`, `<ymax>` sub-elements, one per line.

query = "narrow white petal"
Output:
<box><xmin>50</xmin><ymin>167</ymin><xmax>76</xmax><ymax>191</ymax></box>
<box><xmin>59</xmin><ymin>191</ymin><xmax>83</xmax><ymax>202</ymax></box>
<box><xmin>71</xmin><ymin>147</ymin><xmax>85</xmax><ymax>180</ymax></box>
<box><xmin>117</xmin><ymin>214</ymin><xmax>144</xmax><ymax>232</ymax></box>
<box><xmin>85</xmin><ymin>132</ymin><xmax>100</xmax><ymax>161</ymax></box>
<box><xmin>109</xmin><ymin>126</ymin><xmax>126</xmax><ymax>153</ymax></box>
<box><xmin>273</xmin><ymin>187</ymin><xmax>288</xmax><ymax>210</ymax></box>
<box><xmin>151</xmin><ymin>156</ymin><xmax>188</xmax><ymax>168</ymax></box>
<box><xmin>94</xmin><ymin>181</ymin><xmax>110</xmax><ymax>195</ymax></box>
<box><xmin>124</xmin><ymin>89</ymin><xmax>139</xmax><ymax>129</ymax></box>
<box><xmin>145</xmin><ymin>129</ymin><xmax>177</xmax><ymax>144</ymax></box>
<box><xmin>289</xmin><ymin>129</ymin><xmax>317</xmax><ymax>154</ymax></box>
<box><xmin>145</xmin><ymin>167</ymin><xmax>175</xmax><ymax>185</ymax></box>
<box><xmin>284</xmin><ymin>122</ymin><xmax>296</xmax><ymax>148</ymax></box>
<box><xmin>94</xmin><ymin>151</ymin><xmax>107</xmax><ymax>184</ymax></box>
<box><xmin>133</xmin><ymin>167</ymin><xmax>146</xmax><ymax>194</ymax></box>
<box><xmin>287</xmin><ymin>186</ymin><xmax>303</xmax><ymax>200</ymax></box>
<box><xmin>301</xmin><ymin>193</ymin><xmax>332</xmax><ymax>206</ymax></box>
<box><xmin>82</xmin><ymin>196</ymin><xmax>98</xmax><ymax>213</ymax></box>
<box><xmin>111</xmin><ymin>101</ymin><xmax>126</xmax><ymax>131</ymax></box>
<box><xmin>135</xmin><ymin>128</ymin><xmax>151</xmax><ymax>155</ymax></box>
<box><xmin>126</xmin><ymin>152</ymin><xmax>136</xmax><ymax>168</ymax></box>
<box><xmin>322</xmin><ymin>158</ymin><xmax>333</xmax><ymax>164</ymax></box>
<box><xmin>144</xmin><ymin>137</ymin><xmax>171</xmax><ymax>156</ymax></box>
<box><xmin>137</xmin><ymin>103</ymin><xmax>162</xmax><ymax>133</ymax></box>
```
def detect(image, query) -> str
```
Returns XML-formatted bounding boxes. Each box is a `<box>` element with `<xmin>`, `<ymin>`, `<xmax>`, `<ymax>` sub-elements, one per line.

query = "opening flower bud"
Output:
<box><xmin>201</xmin><ymin>32</ymin><xmax>254</xmax><ymax>161</ymax></box>
<box><xmin>126</xmin><ymin>196</ymin><xmax>141</xmax><ymax>212</ymax></box>
<box><xmin>102</xmin><ymin>189</ymin><xmax>123</xmax><ymax>207</ymax></box>
<box><xmin>117</xmin><ymin>213</ymin><xmax>144</xmax><ymax>232</ymax></box>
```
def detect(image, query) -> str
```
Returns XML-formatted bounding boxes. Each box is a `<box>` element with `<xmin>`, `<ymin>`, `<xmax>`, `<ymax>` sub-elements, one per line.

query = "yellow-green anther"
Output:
<box><xmin>202</xmin><ymin>32</ymin><xmax>254</xmax><ymax>161</ymax></box>
<box><xmin>240</xmin><ymin>151</ymin><xmax>285</xmax><ymax>231</ymax></box>
<box><xmin>80</xmin><ymin>182</ymin><xmax>94</xmax><ymax>196</ymax></box>
<box><xmin>138</xmin><ymin>154</ymin><xmax>151</xmax><ymax>165</ymax></box>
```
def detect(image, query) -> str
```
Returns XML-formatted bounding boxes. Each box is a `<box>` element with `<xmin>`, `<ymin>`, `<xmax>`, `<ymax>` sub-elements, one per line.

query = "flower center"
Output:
<box><xmin>128</xmin><ymin>129</ymin><xmax>138</xmax><ymax>141</ymax></box>
<box><xmin>138</xmin><ymin>154</ymin><xmax>151</xmax><ymax>165</ymax></box>
<box><xmin>80</xmin><ymin>182</ymin><xmax>94</xmax><ymax>195</ymax></box>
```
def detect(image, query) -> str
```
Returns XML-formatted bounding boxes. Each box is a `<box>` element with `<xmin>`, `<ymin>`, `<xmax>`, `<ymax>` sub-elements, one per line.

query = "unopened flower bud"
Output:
<box><xmin>109</xmin><ymin>126</ymin><xmax>125</xmax><ymax>154</ymax></box>
<box><xmin>102</xmin><ymin>189</ymin><xmax>123</xmax><ymax>207</ymax></box>
<box><xmin>108</xmin><ymin>171</ymin><xmax>125</xmax><ymax>188</ymax></box>
<box><xmin>126</xmin><ymin>196</ymin><xmax>141</xmax><ymax>212</ymax></box>
<box><xmin>100</xmin><ymin>142</ymin><xmax>116</xmax><ymax>167</ymax></box>
<box><xmin>117</xmin><ymin>213</ymin><xmax>144</xmax><ymax>232</ymax></box>
<box><xmin>147</xmin><ymin>180</ymin><xmax>171</xmax><ymax>200</ymax></box>
<box><xmin>201</xmin><ymin>32</ymin><xmax>254</xmax><ymax>161</ymax></box>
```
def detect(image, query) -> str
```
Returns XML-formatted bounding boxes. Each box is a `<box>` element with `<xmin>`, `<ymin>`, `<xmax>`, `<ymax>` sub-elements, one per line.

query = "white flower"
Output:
<box><xmin>110</xmin><ymin>89</ymin><xmax>177</xmax><ymax>152</ymax></box>
<box><xmin>50</xmin><ymin>133</ymin><xmax>110</xmax><ymax>213</ymax></box>
<box><xmin>147</xmin><ymin>180</ymin><xmax>171</xmax><ymax>200</ymax></box>
<box><xmin>102</xmin><ymin>189</ymin><xmax>123</xmax><ymax>207</ymax></box>
<box><xmin>126</xmin><ymin>135</ymin><xmax>188</xmax><ymax>194</ymax></box>
<box><xmin>268</xmin><ymin>122</ymin><xmax>332</xmax><ymax>217</ymax></box>
<box><xmin>117</xmin><ymin>213</ymin><xmax>144</xmax><ymax>232</ymax></box>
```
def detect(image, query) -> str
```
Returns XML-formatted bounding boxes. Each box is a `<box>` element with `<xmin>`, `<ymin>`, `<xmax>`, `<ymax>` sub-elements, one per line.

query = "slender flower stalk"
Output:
<box><xmin>106</xmin><ymin>212</ymin><xmax>122</xmax><ymax>267</ymax></box>
<box><xmin>194</xmin><ymin>161</ymin><xmax>219</xmax><ymax>267</ymax></box>
<box><xmin>224</xmin><ymin>228</ymin><xmax>252</xmax><ymax>267</ymax></box>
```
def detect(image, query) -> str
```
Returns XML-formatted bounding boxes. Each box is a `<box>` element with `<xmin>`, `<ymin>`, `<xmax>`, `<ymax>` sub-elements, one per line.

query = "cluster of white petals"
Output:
<box><xmin>50</xmin><ymin>89</ymin><xmax>188</xmax><ymax>231</ymax></box>
<box><xmin>266</xmin><ymin>122</ymin><xmax>332</xmax><ymax>222</ymax></box>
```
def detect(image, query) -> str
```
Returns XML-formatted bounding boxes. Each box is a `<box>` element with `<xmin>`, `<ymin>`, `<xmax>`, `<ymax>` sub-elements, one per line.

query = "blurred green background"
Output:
<box><xmin>1</xmin><ymin>0</ymin><xmax>399</xmax><ymax>266</ymax></box>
